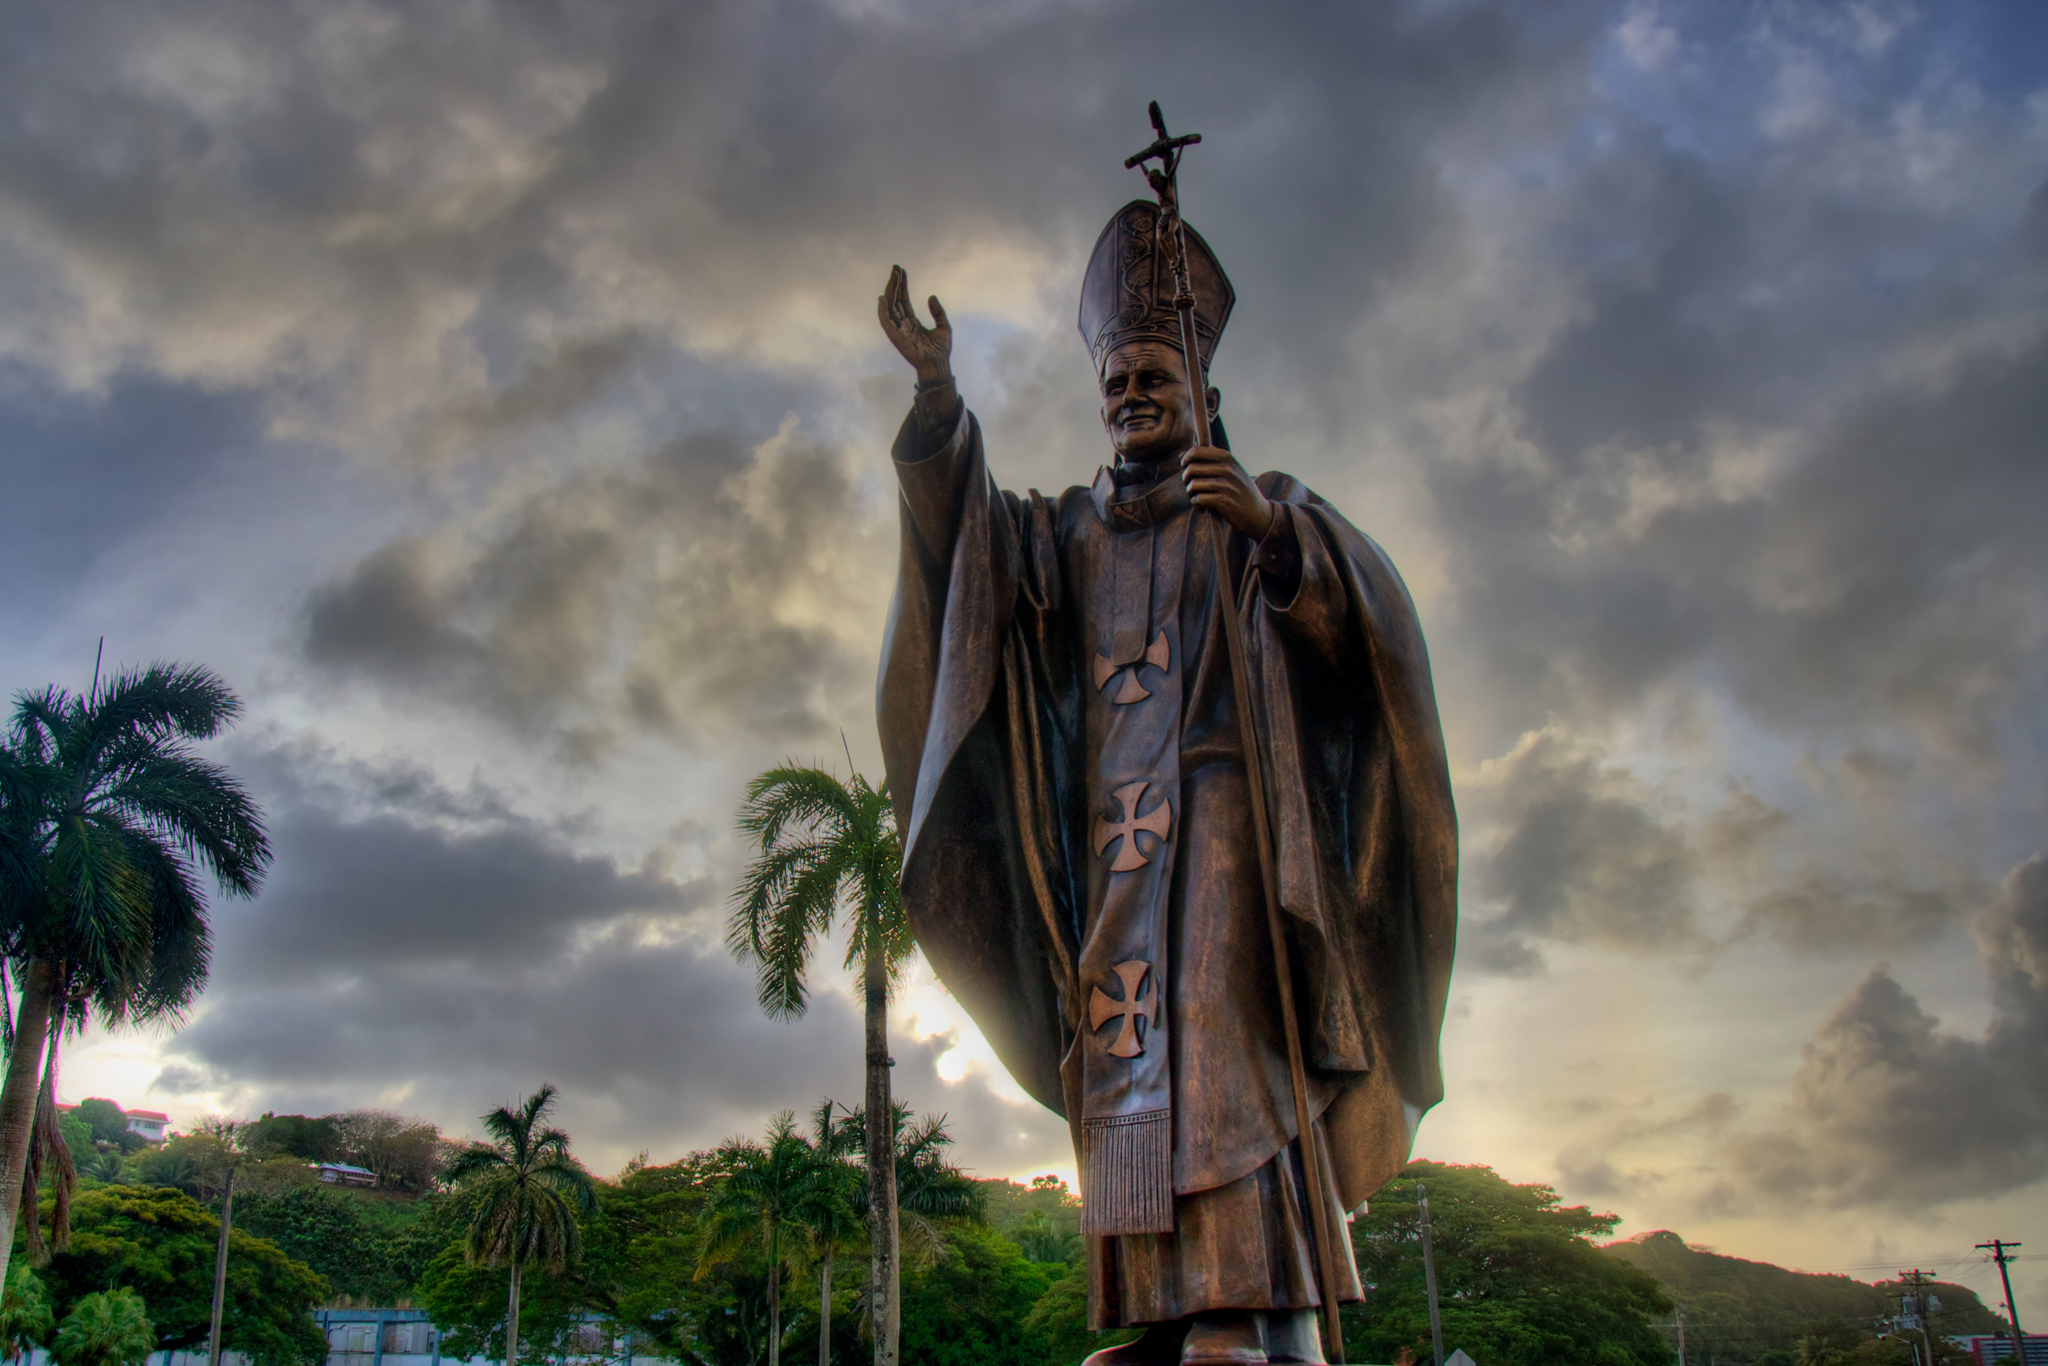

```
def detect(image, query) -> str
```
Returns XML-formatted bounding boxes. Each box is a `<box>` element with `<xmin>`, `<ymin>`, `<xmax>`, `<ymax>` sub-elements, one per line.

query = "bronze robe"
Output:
<box><xmin>878</xmin><ymin>402</ymin><xmax>1457</xmax><ymax>1326</ymax></box>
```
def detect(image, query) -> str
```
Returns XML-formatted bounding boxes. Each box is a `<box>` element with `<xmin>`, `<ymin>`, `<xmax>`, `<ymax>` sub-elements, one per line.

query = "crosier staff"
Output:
<box><xmin>1126</xmin><ymin>102</ymin><xmax>1350</xmax><ymax>1365</ymax></box>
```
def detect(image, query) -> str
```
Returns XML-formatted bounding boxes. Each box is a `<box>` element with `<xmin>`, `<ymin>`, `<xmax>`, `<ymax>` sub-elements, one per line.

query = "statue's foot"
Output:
<box><xmin>1181</xmin><ymin>1312</ymin><xmax>1267</xmax><ymax>1365</ymax></box>
<box><xmin>1083</xmin><ymin>1321</ymin><xmax>1189</xmax><ymax>1366</ymax></box>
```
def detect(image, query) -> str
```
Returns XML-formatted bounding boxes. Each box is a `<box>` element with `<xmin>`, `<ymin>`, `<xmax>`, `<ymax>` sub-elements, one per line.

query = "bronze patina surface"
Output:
<box><xmin>873</xmin><ymin>120</ymin><xmax>1458</xmax><ymax>1365</ymax></box>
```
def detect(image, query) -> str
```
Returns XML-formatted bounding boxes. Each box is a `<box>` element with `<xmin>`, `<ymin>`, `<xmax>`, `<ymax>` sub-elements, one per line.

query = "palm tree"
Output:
<box><xmin>0</xmin><ymin>664</ymin><xmax>268</xmax><ymax>1289</ymax></box>
<box><xmin>698</xmin><ymin>1112</ymin><xmax>821</xmax><ymax>1366</ymax></box>
<box><xmin>0</xmin><ymin>1263</ymin><xmax>54</xmax><ymax>1363</ymax></box>
<box><xmin>1012</xmin><ymin>1210</ymin><xmax>1080</xmax><ymax>1265</ymax></box>
<box><xmin>51</xmin><ymin>1289</ymin><xmax>153</xmax><ymax>1366</ymax></box>
<box><xmin>845</xmin><ymin>1105</ymin><xmax>984</xmax><ymax>1270</ymax></box>
<box><xmin>793</xmin><ymin>1102</ymin><xmax>864</xmax><ymax>1366</ymax></box>
<box><xmin>442</xmin><ymin>1085</ymin><xmax>597</xmax><ymax>1366</ymax></box>
<box><xmin>730</xmin><ymin>764</ymin><xmax>914</xmax><ymax>1366</ymax></box>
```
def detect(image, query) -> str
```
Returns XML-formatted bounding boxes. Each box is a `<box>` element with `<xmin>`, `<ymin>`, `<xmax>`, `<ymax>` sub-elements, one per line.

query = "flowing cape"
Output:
<box><xmin>877</xmin><ymin>410</ymin><xmax>1458</xmax><ymax>1209</ymax></box>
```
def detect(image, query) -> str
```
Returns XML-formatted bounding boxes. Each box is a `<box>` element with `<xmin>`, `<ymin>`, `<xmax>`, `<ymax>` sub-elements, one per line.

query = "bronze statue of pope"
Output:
<box><xmin>874</xmin><ymin>198</ymin><xmax>1459</xmax><ymax>1366</ymax></box>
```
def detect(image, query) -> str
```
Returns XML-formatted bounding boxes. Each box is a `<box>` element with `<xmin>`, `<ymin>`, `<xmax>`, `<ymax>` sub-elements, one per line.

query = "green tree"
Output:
<box><xmin>1345</xmin><ymin>1162</ymin><xmax>1675</xmax><ymax>1366</ymax></box>
<box><xmin>979</xmin><ymin>1175</ymin><xmax>1081</xmax><ymax>1265</ymax></box>
<box><xmin>38</xmin><ymin>1185</ymin><xmax>323</xmax><ymax>1366</ymax></box>
<box><xmin>123</xmin><ymin>1134</ymin><xmax>238</xmax><ymax>1202</ymax></box>
<box><xmin>230</xmin><ymin>1186</ymin><xmax>399</xmax><ymax>1304</ymax></box>
<box><xmin>69</xmin><ymin>1103</ymin><xmax>141</xmax><ymax>1156</ymax></box>
<box><xmin>1019</xmin><ymin>1265</ymin><xmax>1135</xmax><ymax>1366</ymax></box>
<box><xmin>699</xmin><ymin>1113</ymin><xmax>825</xmax><ymax>1366</ymax></box>
<box><xmin>74</xmin><ymin>1149</ymin><xmax>124</xmax><ymax>1187</ymax></box>
<box><xmin>440</xmin><ymin>1085</ymin><xmax>597</xmax><ymax>1366</ymax></box>
<box><xmin>0</xmin><ymin>1263</ymin><xmax>54</xmax><ymax>1362</ymax></box>
<box><xmin>897</xmin><ymin>1224</ymin><xmax>1058</xmax><ymax>1366</ymax></box>
<box><xmin>731</xmin><ymin>764</ymin><xmax>913</xmax><ymax>1366</ymax></box>
<box><xmin>52</xmin><ymin>1289</ymin><xmax>152</xmax><ymax>1366</ymax></box>
<box><xmin>570</xmin><ymin>1152</ymin><xmax>764</xmax><ymax>1366</ymax></box>
<box><xmin>418</xmin><ymin>1238</ymin><xmax>590</xmax><ymax>1366</ymax></box>
<box><xmin>239</xmin><ymin>1115</ymin><xmax>341</xmax><ymax>1164</ymax></box>
<box><xmin>0</xmin><ymin>664</ymin><xmax>269</xmax><ymax>1288</ymax></box>
<box><xmin>332</xmin><ymin>1110</ymin><xmax>448</xmax><ymax>1192</ymax></box>
<box><xmin>1009</xmin><ymin>1211</ymin><xmax>1078</xmax><ymax>1266</ymax></box>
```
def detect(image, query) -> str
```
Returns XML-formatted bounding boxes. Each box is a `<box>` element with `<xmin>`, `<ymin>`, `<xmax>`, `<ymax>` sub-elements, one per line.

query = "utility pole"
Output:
<box><xmin>1677</xmin><ymin>1307</ymin><xmax>1687</xmax><ymax>1366</ymax></box>
<box><xmin>208</xmin><ymin>1166</ymin><xmax>236</xmax><ymax>1366</ymax></box>
<box><xmin>1979</xmin><ymin>1240</ymin><xmax>2027</xmax><ymax>1364</ymax></box>
<box><xmin>1899</xmin><ymin>1269</ymin><xmax>1939</xmax><ymax>1366</ymax></box>
<box><xmin>1417</xmin><ymin>1182</ymin><xmax>1445</xmax><ymax>1366</ymax></box>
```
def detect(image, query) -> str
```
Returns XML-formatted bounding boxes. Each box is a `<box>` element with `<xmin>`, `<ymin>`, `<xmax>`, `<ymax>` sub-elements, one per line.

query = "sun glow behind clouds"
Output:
<box><xmin>897</xmin><ymin>961</ymin><xmax>1032</xmax><ymax>1104</ymax></box>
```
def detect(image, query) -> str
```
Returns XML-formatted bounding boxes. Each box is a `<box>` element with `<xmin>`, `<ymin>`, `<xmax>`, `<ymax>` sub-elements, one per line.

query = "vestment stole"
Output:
<box><xmin>1077</xmin><ymin>475</ymin><xmax>1193</xmax><ymax>1236</ymax></box>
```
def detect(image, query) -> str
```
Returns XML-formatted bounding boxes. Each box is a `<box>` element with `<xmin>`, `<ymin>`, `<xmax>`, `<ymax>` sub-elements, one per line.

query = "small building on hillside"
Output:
<box><xmin>123</xmin><ymin>1109</ymin><xmax>170</xmax><ymax>1141</ymax></box>
<box><xmin>54</xmin><ymin>1101</ymin><xmax>171</xmax><ymax>1144</ymax></box>
<box><xmin>315</xmin><ymin>1162</ymin><xmax>378</xmax><ymax>1187</ymax></box>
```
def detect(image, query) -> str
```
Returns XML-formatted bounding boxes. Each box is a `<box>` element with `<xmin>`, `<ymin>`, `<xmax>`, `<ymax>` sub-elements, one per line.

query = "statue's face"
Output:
<box><xmin>1099</xmin><ymin>340</ymin><xmax>1215</xmax><ymax>464</ymax></box>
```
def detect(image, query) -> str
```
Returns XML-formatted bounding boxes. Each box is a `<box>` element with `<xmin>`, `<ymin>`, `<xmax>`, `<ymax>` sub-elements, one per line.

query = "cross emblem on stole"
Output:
<box><xmin>1093</xmin><ymin>630</ymin><xmax>1171</xmax><ymax>705</ymax></box>
<box><xmin>1089</xmin><ymin>960</ymin><xmax>1155</xmax><ymax>1058</ymax></box>
<box><xmin>1092</xmin><ymin>780</ymin><xmax>1171</xmax><ymax>872</ymax></box>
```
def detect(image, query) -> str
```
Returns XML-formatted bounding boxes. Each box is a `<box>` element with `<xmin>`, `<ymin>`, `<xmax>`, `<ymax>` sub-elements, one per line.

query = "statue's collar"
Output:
<box><xmin>1092</xmin><ymin>459</ymin><xmax>1191</xmax><ymax>531</ymax></box>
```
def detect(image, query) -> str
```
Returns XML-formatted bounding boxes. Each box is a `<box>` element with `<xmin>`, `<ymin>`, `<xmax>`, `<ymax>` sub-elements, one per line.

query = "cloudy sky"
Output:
<box><xmin>6</xmin><ymin>0</ymin><xmax>2046</xmax><ymax>1312</ymax></box>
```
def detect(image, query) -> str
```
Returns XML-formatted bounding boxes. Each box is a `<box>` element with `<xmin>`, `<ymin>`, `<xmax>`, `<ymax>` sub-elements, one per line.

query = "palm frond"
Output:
<box><xmin>735</xmin><ymin>766</ymin><xmax>860</xmax><ymax>849</ymax></box>
<box><xmin>43</xmin><ymin>813</ymin><xmax>151</xmax><ymax>978</ymax></box>
<box><xmin>99</xmin><ymin>750</ymin><xmax>269</xmax><ymax>897</ymax></box>
<box><xmin>730</xmin><ymin>763</ymin><xmax>913</xmax><ymax>1017</ymax></box>
<box><xmin>78</xmin><ymin>664</ymin><xmax>242</xmax><ymax>749</ymax></box>
<box><xmin>752</xmin><ymin>844</ymin><xmax>851</xmax><ymax>1017</ymax></box>
<box><xmin>92</xmin><ymin>832</ymin><xmax>210</xmax><ymax>1026</ymax></box>
<box><xmin>726</xmin><ymin>838</ymin><xmax>834</xmax><ymax>958</ymax></box>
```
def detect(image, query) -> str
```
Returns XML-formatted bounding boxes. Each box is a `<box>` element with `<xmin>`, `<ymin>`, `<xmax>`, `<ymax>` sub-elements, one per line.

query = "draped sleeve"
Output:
<box><xmin>878</xmin><ymin>404</ymin><xmax>1081</xmax><ymax>1117</ymax></box>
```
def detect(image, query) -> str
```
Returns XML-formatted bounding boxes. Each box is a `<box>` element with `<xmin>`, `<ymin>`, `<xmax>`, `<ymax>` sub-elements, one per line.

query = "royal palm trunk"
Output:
<box><xmin>863</xmin><ymin>948</ymin><xmax>898</xmax><ymax>1366</ymax></box>
<box><xmin>818</xmin><ymin>1243</ymin><xmax>833</xmax><ymax>1366</ymax></box>
<box><xmin>0</xmin><ymin>960</ymin><xmax>56</xmax><ymax>1292</ymax></box>
<box><xmin>505</xmin><ymin>1258</ymin><xmax>522</xmax><ymax>1366</ymax></box>
<box><xmin>767</xmin><ymin>1224</ymin><xmax>782</xmax><ymax>1366</ymax></box>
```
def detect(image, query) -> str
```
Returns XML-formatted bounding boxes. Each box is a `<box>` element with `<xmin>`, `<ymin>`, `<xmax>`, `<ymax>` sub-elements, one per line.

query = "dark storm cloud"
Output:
<box><xmin>211</xmin><ymin>739</ymin><xmax>706</xmax><ymax>978</ymax></box>
<box><xmin>1434</xmin><ymin>65</ymin><xmax>2048</xmax><ymax>758</ymax></box>
<box><xmin>0</xmin><ymin>369</ymin><xmax>265</xmax><ymax>617</ymax></box>
<box><xmin>1713</xmin><ymin>856</ymin><xmax>2048</xmax><ymax>1211</ymax></box>
<box><xmin>0</xmin><ymin>0</ymin><xmax>1604</xmax><ymax>757</ymax></box>
<box><xmin>166</xmin><ymin>928</ymin><xmax>1068</xmax><ymax>1169</ymax></box>
<box><xmin>405</xmin><ymin>329</ymin><xmax>653</xmax><ymax>466</ymax></box>
<box><xmin>232</xmin><ymin>808</ymin><xmax>693</xmax><ymax>973</ymax></box>
<box><xmin>1736</xmin><ymin>874</ymin><xmax>1960</xmax><ymax>954</ymax></box>
<box><xmin>303</xmin><ymin>422</ymin><xmax>881</xmax><ymax>752</ymax></box>
<box><xmin>0</xmin><ymin>0</ymin><xmax>1588</xmax><ymax>439</ymax></box>
<box><xmin>160</xmin><ymin>744</ymin><xmax>1071</xmax><ymax>1166</ymax></box>
<box><xmin>1463</xmin><ymin>727</ymin><xmax>1705</xmax><ymax>972</ymax></box>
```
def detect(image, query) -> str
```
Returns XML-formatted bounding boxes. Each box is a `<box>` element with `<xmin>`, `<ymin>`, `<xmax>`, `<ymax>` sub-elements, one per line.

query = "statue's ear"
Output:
<box><xmin>1206</xmin><ymin>387</ymin><xmax>1230</xmax><ymax>451</ymax></box>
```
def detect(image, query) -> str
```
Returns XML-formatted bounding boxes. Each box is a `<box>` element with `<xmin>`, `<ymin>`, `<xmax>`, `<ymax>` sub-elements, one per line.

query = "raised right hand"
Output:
<box><xmin>877</xmin><ymin>265</ymin><xmax>953</xmax><ymax>387</ymax></box>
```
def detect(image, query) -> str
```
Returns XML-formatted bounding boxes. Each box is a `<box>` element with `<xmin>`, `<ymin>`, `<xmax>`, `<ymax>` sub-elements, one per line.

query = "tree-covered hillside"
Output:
<box><xmin>1607</xmin><ymin>1230</ymin><xmax>2010</xmax><ymax>1364</ymax></box>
